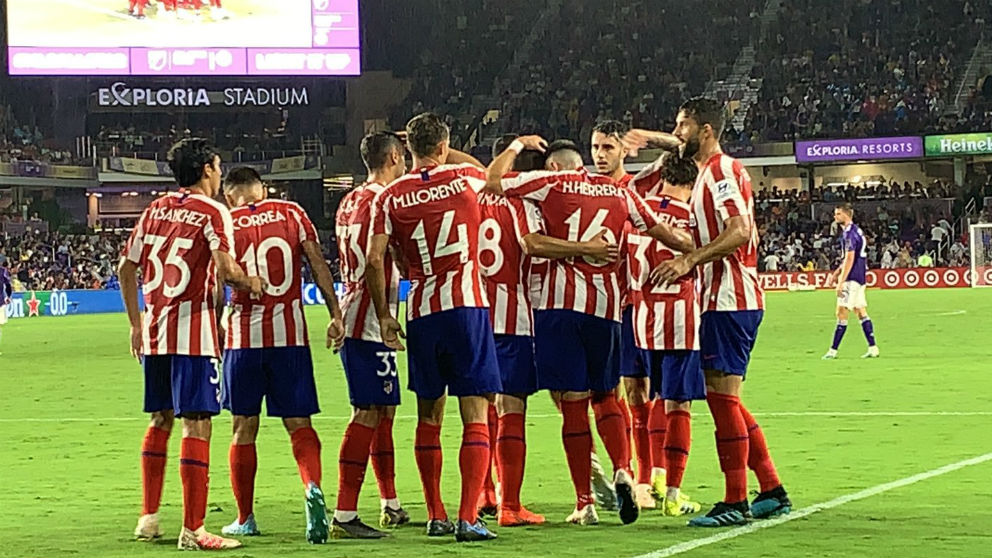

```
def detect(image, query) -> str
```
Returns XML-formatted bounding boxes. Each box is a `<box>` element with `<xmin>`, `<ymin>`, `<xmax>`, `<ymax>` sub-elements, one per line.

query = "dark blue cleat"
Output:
<box><xmin>426</xmin><ymin>518</ymin><xmax>455</xmax><ymax>537</ymax></box>
<box><xmin>454</xmin><ymin>519</ymin><xmax>497</xmax><ymax>542</ymax></box>
<box><xmin>688</xmin><ymin>501</ymin><xmax>751</xmax><ymax>527</ymax></box>
<box><xmin>750</xmin><ymin>485</ymin><xmax>792</xmax><ymax>519</ymax></box>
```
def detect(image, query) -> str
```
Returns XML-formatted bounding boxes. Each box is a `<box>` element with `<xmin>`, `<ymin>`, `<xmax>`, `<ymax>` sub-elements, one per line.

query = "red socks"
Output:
<box><xmin>630</xmin><ymin>402</ymin><xmax>653</xmax><ymax>484</ymax></box>
<box><xmin>496</xmin><ymin>412</ymin><xmax>526</xmax><ymax>510</ymax></box>
<box><xmin>371</xmin><ymin>417</ymin><xmax>397</xmax><ymax>501</ymax></box>
<box><xmin>706</xmin><ymin>392</ymin><xmax>749</xmax><ymax>503</ymax></box>
<box><xmin>414</xmin><ymin>422</ymin><xmax>446</xmax><ymax>520</ymax></box>
<box><xmin>141</xmin><ymin>426</ymin><xmax>170</xmax><ymax>515</ymax></box>
<box><xmin>740</xmin><ymin>405</ymin><xmax>781</xmax><ymax>492</ymax></box>
<box><xmin>179</xmin><ymin>437</ymin><xmax>209</xmax><ymax>531</ymax></box>
<box><xmin>591</xmin><ymin>396</ymin><xmax>631</xmax><ymax>474</ymax></box>
<box><xmin>560</xmin><ymin>398</ymin><xmax>593</xmax><ymax>509</ymax></box>
<box><xmin>648</xmin><ymin>402</ymin><xmax>668</xmax><ymax>471</ymax></box>
<box><xmin>617</xmin><ymin>395</ymin><xmax>633</xmax><ymax>458</ymax></box>
<box><xmin>336</xmin><ymin>423</ymin><xmax>375</xmax><ymax>513</ymax></box>
<box><xmin>458</xmin><ymin>423</ymin><xmax>491</xmax><ymax>523</ymax></box>
<box><xmin>290</xmin><ymin>426</ymin><xmax>322</xmax><ymax>487</ymax></box>
<box><xmin>664</xmin><ymin>410</ymin><xmax>692</xmax><ymax>489</ymax></box>
<box><xmin>481</xmin><ymin>405</ymin><xmax>498</xmax><ymax>505</ymax></box>
<box><xmin>229</xmin><ymin>443</ymin><xmax>257</xmax><ymax>522</ymax></box>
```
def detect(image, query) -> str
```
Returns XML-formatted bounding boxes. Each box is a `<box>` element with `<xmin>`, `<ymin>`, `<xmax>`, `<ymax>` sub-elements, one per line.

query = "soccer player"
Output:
<box><xmin>333</xmin><ymin>132</ymin><xmax>410</xmax><ymax>537</ymax></box>
<box><xmin>0</xmin><ymin>260</ymin><xmax>10</xmax><ymax>355</ymax></box>
<box><xmin>823</xmin><ymin>203</ymin><xmax>879</xmax><ymax>359</ymax></box>
<box><xmin>627</xmin><ymin>153</ymin><xmax>704</xmax><ymax>517</ymax></box>
<box><xmin>487</xmin><ymin>138</ymin><xmax>693</xmax><ymax>527</ymax></box>
<box><xmin>119</xmin><ymin>139</ymin><xmax>263</xmax><ymax>550</ymax></box>
<box><xmin>646</xmin><ymin>98</ymin><xmax>792</xmax><ymax>527</ymax></box>
<box><xmin>365</xmin><ymin>113</ymin><xmax>502</xmax><ymax>542</ymax></box>
<box><xmin>218</xmin><ymin>167</ymin><xmax>345</xmax><ymax>544</ymax></box>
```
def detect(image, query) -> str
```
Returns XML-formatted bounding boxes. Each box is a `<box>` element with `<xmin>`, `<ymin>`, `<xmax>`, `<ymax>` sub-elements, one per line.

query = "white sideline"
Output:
<box><xmin>631</xmin><ymin>451</ymin><xmax>992</xmax><ymax>558</ymax></box>
<box><xmin>1</xmin><ymin>410</ymin><xmax>991</xmax><ymax>423</ymax></box>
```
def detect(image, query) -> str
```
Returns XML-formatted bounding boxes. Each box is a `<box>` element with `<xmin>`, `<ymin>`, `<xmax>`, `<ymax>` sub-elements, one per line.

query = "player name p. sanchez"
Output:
<box><xmin>148</xmin><ymin>206</ymin><xmax>208</xmax><ymax>227</ymax></box>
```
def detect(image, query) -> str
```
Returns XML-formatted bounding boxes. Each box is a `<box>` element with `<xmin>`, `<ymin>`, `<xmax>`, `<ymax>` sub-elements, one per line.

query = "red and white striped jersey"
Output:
<box><xmin>123</xmin><ymin>190</ymin><xmax>234</xmax><ymax>357</ymax></box>
<box><xmin>371</xmin><ymin>163</ymin><xmax>489</xmax><ymax>321</ymax></box>
<box><xmin>627</xmin><ymin>196</ymin><xmax>700</xmax><ymax>350</ymax></box>
<box><xmin>336</xmin><ymin>183</ymin><xmax>401</xmax><ymax>342</ymax></box>
<box><xmin>629</xmin><ymin>155</ymin><xmax>667</xmax><ymax>198</ymax></box>
<box><xmin>225</xmin><ymin>199</ymin><xmax>318</xmax><ymax>349</ymax></box>
<box><xmin>691</xmin><ymin>153</ymin><xmax>764</xmax><ymax>312</ymax></box>
<box><xmin>501</xmin><ymin>169</ymin><xmax>661</xmax><ymax>322</ymax></box>
<box><xmin>478</xmin><ymin>192</ymin><xmax>541</xmax><ymax>336</ymax></box>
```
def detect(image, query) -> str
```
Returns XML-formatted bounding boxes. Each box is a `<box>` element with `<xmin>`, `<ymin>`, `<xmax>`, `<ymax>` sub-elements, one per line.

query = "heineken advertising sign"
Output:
<box><xmin>924</xmin><ymin>133</ymin><xmax>992</xmax><ymax>157</ymax></box>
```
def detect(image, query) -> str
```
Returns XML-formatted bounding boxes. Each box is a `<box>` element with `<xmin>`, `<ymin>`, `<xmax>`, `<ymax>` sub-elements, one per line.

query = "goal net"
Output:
<box><xmin>970</xmin><ymin>223</ymin><xmax>992</xmax><ymax>287</ymax></box>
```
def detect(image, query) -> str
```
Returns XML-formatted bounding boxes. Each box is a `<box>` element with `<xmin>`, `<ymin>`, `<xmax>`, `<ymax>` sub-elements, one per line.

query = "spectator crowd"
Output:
<box><xmin>0</xmin><ymin>231</ymin><xmax>126</xmax><ymax>291</ymax></box>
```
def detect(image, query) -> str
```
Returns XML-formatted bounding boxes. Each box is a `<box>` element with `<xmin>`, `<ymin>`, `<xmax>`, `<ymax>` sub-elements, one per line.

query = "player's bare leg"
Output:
<box><xmin>657</xmin><ymin>400</ymin><xmax>700</xmax><ymax>516</ymax></box>
<box><xmin>136</xmin><ymin>410</ymin><xmax>174</xmax><ymax>540</ymax></box>
<box><xmin>331</xmin><ymin>406</ymin><xmax>388</xmax><ymax>539</ymax></box>
<box><xmin>178</xmin><ymin>415</ymin><xmax>241</xmax><ymax>549</ymax></box>
<box><xmin>371</xmin><ymin>405</ymin><xmax>409</xmax><ymax>527</ymax></box>
<box><xmin>590</xmin><ymin>390</ymin><xmax>638</xmax><ymax>524</ymax></box>
<box><xmin>853</xmin><ymin>307</ymin><xmax>879</xmax><ymax>358</ymax></box>
<box><xmin>622</xmin><ymin>376</ymin><xmax>655</xmax><ymax>508</ymax></box>
<box><xmin>454</xmin><ymin>395</ymin><xmax>498</xmax><ymax>541</ymax></box>
<box><xmin>283</xmin><ymin>417</ymin><xmax>328</xmax><ymax>543</ymax></box>
<box><xmin>415</xmin><ymin>396</ymin><xmax>453</xmax><ymax>536</ymax></box>
<box><xmin>494</xmin><ymin>394</ymin><xmax>544</xmax><ymax>526</ymax></box>
<box><xmin>223</xmin><ymin>416</ymin><xmax>260</xmax><ymax>536</ymax></box>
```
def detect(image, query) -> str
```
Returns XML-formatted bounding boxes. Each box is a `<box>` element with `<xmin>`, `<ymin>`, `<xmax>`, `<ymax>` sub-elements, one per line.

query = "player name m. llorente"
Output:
<box><xmin>96</xmin><ymin>82</ymin><xmax>309</xmax><ymax>108</ymax></box>
<box><xmin>389</xmin><ymin>180</ymin><xmax>469</xmax><ymax>209</ymax></box>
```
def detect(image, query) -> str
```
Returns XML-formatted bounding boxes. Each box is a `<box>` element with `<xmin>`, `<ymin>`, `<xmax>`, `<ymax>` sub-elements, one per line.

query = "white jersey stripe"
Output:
<box><xmin>272</xmin><ymin>303</ymin><xmax>288</xmax><ymax>346</ymax></box>
<box><xmin>156</xmin><ymin>306</ymin><xmax>169</xmax><ymax>354</ymax></box>
<box><xmin>249</xmin><ymin>305</ymin><xmax>265</xmax><ymax>349</ymax></box>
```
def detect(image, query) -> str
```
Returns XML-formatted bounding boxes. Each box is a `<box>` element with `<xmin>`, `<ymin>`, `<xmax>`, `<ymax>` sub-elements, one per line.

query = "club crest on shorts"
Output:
<box><xmin>383</xmin><ymin>380</ymin><xmax>394</xmax><ymax>394</ymax></box>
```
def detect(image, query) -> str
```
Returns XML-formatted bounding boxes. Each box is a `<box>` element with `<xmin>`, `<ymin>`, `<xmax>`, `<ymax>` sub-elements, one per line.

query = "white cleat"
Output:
<box><xmin>590</xmin><ymin>452</ymin><xmax>617</xmax><ymax>511</ymax></box>
<box><xmin>861</xmin><ymin>346</ymin><xmax>880</xmax><ymax>359</ymax></box>
<box><xmin>177</xmin><ymin>526</ymin><xmax>242</xmax><ymax>550</ymax></box>
<box><xmin>134</xmin><ymin>513</ymin><xmax>164</xmax><ymax>540</ymax></box>
<box><xmin>634</xmin><ymin>483</ymin><xmax>656</xmax><ymax>509</ymax></box>
<box><xmin>821</xmin><ymin>349</ymin><xmax>838</xmax><ymax>360</ymax></box>
<box><xmin>565</xmin><ymin>504</ymin><xmax>599</xmax><ymax>525</ymax></box>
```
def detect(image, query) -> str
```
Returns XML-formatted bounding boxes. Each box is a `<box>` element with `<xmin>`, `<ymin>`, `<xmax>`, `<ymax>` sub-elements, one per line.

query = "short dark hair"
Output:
<box><xmin>405</xmin><ymin>113</ymin><xmax>449</xmax><ymax>158</ymax></box>
<box><xmin>224</xmin><ymin>167</ymin><xmax>263</xmax><ymax>191</ymax></box>
<box><xmin>492</xmin><ymin>134</ymin><xmax>546</xmax><ymax>172</ymax></box>
<box><xmin>660</xmin><ymin>154</ymin><xmax>698</xmax><ymax>187</ymax></box>
<box><xmin>836</xmin><ymin>202</ymin><xmax>854</xmax><ymax>216</ymax></box>
<box><xmin>592</xmin><ymin>120</ymin><xmax>629</xmax><ymax>141</ymax></box>
<box><xmin>546</xmin><ymin>139</ymin><xmax>583</xmax><ymax>159</ymax></box>
<box><xmin>360</xmin><ymin>131</ymin><xmax>404</xmax><ymax>171</ymax></box>
<box><xmin>167</xmin><ymin>138</ymin><xmax>220</xmax><ymax>188</ymax></box>
<box><xmin>678</xmin><ymin>97</ymin><xmax>727</xmax><ymax>138</ymax></box>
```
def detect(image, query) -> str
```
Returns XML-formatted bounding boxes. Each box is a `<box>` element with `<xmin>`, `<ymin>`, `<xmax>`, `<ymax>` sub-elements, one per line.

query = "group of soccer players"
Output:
<box><xmin>120</xmin><ymin>96</ymin><xmax>795</xmax><ymax>550</ymax></box>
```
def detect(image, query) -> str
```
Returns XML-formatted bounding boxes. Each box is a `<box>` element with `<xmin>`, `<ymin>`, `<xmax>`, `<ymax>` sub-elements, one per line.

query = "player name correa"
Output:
<box><xmin>390</xmin><ymin>179</ymin><xmax>468</xmax><ymax>209</ymax></box>
<box><xmin>232</xmin><ymin>210</ymin><xmax>288</xmax><ymax>230</ymax></box>
<box><xmin>148</xmin><ymin>206</ymin><xmax>208</xmax><ymax>227</ymax></box>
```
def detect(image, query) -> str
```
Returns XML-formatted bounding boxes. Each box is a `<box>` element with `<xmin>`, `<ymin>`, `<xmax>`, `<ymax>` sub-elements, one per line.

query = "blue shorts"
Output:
<box><xmin>643</xmin><ymin>350</ymin><xmax>706</xmax><ymax>402</ymax></box>
<box><xmin>144</xmin><ymin>355</ymin><xmax>221</xmax><ymax>417</ymax></box>
<box><xmin>534</xmin><ymin>309</ymin><xmax>620</xmax><ymax>393</ymax></box>
<box><xmin>700</xmin><ymin>310</ymin><xmax>764</xmax><ymax>377</ymax></box>
<box><xmin>222</xmin><ymin>346</ymin><xmax>320</xmax><ymax>417</ymax></box>
<box><xmin>620</xmin><ymin>306</ymin><xmax>647</xmax><ymax>378</ymax></box>
<box><xmin>494</xmin><ymin>334</ymin><xmax>538</xmax><ymax>396</ymax></box>
<box><xmin>339</xmin><ymin>338</ymin><xmax>401</xmax><ymax>407</ymax></box>
<box><xmin>407</xmin><ymin>307</ymin><xmax>502</xmax><ymax>400</ymax></box>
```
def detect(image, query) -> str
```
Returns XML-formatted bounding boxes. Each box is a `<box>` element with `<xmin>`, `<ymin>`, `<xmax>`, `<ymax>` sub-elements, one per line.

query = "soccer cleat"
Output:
<box><xmin>661</xmin><ymin>494</ymin><xmax>702</xmax><ymax>517</ymax></box>
<box><xmin>821</xmin><ymin>349</ymin><xmax>838</xmax><ymax>360</ymax></box>
<box><xmin>426</xmin><ymin>518</ymin><xmax>455</xmax><ymax>537</ymax></box>
<box><xmin>455</xmin><ymin>519</ymin><xmax>497</xmax><ymax>542</ymax></box>
<box><xmin>478</xmin><ymin>487</ymin><xmax>499</xmax><ymax>518</ymax></box>
<box><xmin>614</xmin><ymin>469</ymin><xmax>639</xmax><ymax>525</ymax></box>
<box><xmin>379</xmin><ymin>506</ymin><xmax>410</xmax><ymax>528</ymax></box>
<box><xmin>861</xmin><ymin>346</ymin><xmax>880</xmax><ymax>359</ymax></box>
<box><xmin>590</xmin><ymin>452</ymin><xmax>618</xmax><ymax>511</ymax></box>
<box><xmin>687</xmin><ymin>501</ymin><xmax>751</xmax><ymax>527</ymax></box>
<box><xmin>649</xmin><ymin>467</ymin><xmax>667</xmax><ymax>501</ymax></box>
<box><xmin>304</xmin><ymin>482</ymin><xmax>329</xmax><ymax>544</ymax></box>
<box><xmin>635</xmin><ymin>483</ymin><xmax>657</xmax><ymax>509</ymax></box>
<box><xmin>331</xmin><ymin>517</ymin><xmax>389</xmax><ymax>539</ymax></box>
<box><xmin>221</xmin><ymin>514</ymin><xmax>260</xmax><ymax>536</ymax></box>
<box><xmin>134</xmin><ymin>513</ymin><xmax>164</xmax><ymax>540</ymax></box>
<box><xmin>497</xmin><ymin>506</ymin><xmax>546</xmax><ymax>527</ymax></box>
<box><xmin>750</xmin><ymin>486</ymin><xmax>792</xmax><ymax>519</ymax></box>
<box><xmin>177</xmin><ymin>527</ymin><xmax>242</xmax><ymax>550</ymax></box>
<box><xmin>565</xmin><ymin>504</ymin><xmax>599</xmax><ymax>525</ymax></box>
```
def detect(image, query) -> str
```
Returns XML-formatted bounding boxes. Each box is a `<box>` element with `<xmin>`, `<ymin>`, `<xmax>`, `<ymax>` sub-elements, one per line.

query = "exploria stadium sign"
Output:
<box><xmin>96</xmin><ymin>82</ymin><xmax>309</xmax><ymax>108</ymax></box>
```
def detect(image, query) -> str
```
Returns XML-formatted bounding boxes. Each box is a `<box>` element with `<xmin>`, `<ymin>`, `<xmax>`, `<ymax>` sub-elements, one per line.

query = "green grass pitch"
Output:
<box><xmin>1</xmin><ymin>288</ymin><xmax>990</xmax><ymax>557</ymax></box>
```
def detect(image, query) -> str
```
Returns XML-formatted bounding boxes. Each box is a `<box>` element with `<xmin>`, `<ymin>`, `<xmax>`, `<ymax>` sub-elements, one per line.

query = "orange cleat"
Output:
<box><xmin>497</xmin><ymin>506</ymin><xmax>546</xmax><ymax>527</ymax></box>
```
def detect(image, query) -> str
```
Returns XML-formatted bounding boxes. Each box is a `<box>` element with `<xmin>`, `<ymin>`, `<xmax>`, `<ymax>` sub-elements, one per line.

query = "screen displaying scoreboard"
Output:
<box><xmin>6</xmin><ymin>0</ymin><xmax>360</xmax><ymax>76</ymax></box>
